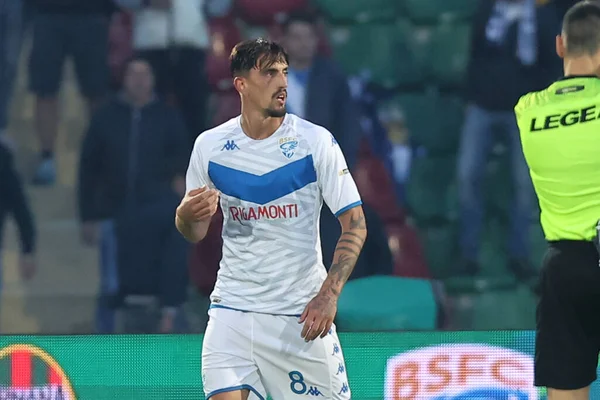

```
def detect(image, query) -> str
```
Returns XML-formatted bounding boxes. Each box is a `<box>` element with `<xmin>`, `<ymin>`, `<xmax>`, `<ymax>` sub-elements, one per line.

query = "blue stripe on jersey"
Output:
<box><xmin>208</xmin><ymin>155</ymin><xmax>317</xmax><ymax>205</ymax></box>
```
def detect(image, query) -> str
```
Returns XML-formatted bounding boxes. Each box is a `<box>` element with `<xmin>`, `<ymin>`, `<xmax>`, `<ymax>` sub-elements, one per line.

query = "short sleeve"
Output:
<box><xmin>315</xmin><ymin>130</ymin><xmax>362</xmax><ymax>217</ymax></box>
<box><xmin>185</xmin><ymin>139</ymin><xmax>209</xmax><ymax>191</ymax></box>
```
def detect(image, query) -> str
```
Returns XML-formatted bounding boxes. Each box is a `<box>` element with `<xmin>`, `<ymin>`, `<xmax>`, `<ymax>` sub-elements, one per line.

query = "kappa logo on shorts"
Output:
<box><xmin>339</xmin><ymin>382</ymin><xmax>349</xmax><ymax>395</ymax></box>
<box><xmin>332</xmin><ymin>343</ymin><xmax>340</xmax><ymax>356</ymax></box>
<box><xmin>306</xmin><ymin>386</ymin><xmax>324</xmax><ymax>397</ymax></box>
<box><xmin>336</xmin><ymin>362</ymin><xmax>345</xmax><ymax>375</ymax></box>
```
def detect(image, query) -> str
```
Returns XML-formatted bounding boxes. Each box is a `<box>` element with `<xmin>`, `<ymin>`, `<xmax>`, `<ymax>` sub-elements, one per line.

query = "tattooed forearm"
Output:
<box><xmin>320</xmin><ymin>211</ymin><xmax>368</xmax><ymax>297</ymax></box>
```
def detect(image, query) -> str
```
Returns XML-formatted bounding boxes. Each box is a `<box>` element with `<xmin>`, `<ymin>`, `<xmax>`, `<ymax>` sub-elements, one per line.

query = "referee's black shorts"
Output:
<box><xmin>535</xmin><ymin>240</ymin><xmax>600</xmax><ymax>390</ymax></box>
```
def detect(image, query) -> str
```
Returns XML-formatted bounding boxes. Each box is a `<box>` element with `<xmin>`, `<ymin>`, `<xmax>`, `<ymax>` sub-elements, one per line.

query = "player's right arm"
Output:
<box><xmin>175</xmin><ymin>137</ymin><xmax>219</xmax><ymax>243</ymax></box>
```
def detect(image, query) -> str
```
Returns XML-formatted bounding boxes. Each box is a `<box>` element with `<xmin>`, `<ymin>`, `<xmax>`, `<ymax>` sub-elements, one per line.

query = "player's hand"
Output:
<box><xmin>19</xmin><ymin>253</ymin><xmax>36</xmax><ymax>281</ymax></box>
<box><xmin>176</xmin><ymin>186</ymin><xmax>219</xmax><ymax>223</ymax></box>
<box><xmin>299</xmin><ymin>291</ymin><xmax>338</xmax><ymax>342</ymax></box>
<box><xmin>80</xmin><ymin>222</ymin><xmax>99</xmax><ymax>246</ymax></box>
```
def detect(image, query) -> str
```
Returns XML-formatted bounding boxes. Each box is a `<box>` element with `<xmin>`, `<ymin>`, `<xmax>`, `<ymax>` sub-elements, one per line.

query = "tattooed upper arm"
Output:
<box><xmin>338</xmin><ymin>205</ymin><xmax>367</xmax><ymax>232</ymax></box>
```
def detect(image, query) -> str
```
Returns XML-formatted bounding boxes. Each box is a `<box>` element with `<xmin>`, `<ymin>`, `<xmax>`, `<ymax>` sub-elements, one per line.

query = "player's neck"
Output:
<box><xmin>563</xmin><ymin>57</ymin><xmax>600</xmax><ymax>78</ymax></box>
<box><xmin>240</xmin><ymin>107</ymin><xmax>284</xmax><ymax>140</ymax></box>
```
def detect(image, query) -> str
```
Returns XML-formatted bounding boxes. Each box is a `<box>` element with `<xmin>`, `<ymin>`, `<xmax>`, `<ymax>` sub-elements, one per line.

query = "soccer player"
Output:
<box><xmin>515</xmin><ymin>2</ymin><xmax>600</xmax><ymax>399</ymax></box>
<box><xmin>176</xmin><ymin>39</ymin><xmax>365</xmax><ymax>400</ymax></box>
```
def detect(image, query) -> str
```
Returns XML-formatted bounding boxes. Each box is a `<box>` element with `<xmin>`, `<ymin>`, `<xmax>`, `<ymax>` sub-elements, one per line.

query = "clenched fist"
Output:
<box><xmin>176</xmin><ymin>186</ymin><xmax>219</xmax><ymax>223</ymax></box>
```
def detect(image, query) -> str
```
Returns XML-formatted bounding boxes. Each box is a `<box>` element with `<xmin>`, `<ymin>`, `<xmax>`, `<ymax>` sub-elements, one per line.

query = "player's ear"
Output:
<box><xmin>233</xmin><ymin>76</ymin><xmax>246</xmax><ymax>93</ymax></box>
<box><xmin>556</xmin><ymin>34</ymin><xmax>565</xmax><ymax>59</ymax></box>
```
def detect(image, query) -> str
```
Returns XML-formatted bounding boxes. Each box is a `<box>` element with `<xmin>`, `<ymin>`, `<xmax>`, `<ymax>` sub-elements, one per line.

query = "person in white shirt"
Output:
<box><xmin>176</xmin><ymin>39</ymin><xmax>366</xmax><ymax>400</ymax></box>
<box><xmin>115</xmin><ymin>0</ymin><xmax>211</xmax><ymax>147</ymax></box>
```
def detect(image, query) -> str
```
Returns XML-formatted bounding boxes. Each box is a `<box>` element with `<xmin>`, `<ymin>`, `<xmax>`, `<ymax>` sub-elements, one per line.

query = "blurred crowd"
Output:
<box><xmin>0</xmin><ymin>0</ymin><xmax>582</xmax><ymax>333</ymax></box>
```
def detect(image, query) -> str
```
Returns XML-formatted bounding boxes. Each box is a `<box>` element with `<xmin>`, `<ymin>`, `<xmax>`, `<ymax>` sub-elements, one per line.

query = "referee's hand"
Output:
<box><xmin>176</xmin><ymin>186</ymin><xmax>219</xmax><ymax>223</ymax></box>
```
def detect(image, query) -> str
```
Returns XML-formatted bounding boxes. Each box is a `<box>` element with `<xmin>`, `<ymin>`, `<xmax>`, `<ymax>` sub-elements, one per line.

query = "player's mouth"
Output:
<box><xmin>274</xmin><ymin>91</ymin><xmax>286</xmax><ymax>105</ymax></box>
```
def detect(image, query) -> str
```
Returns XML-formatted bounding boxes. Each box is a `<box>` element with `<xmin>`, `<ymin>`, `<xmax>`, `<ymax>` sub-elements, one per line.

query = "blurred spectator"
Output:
<box><xmin>456</xmin><ymin>0</ymin><xmax>561</xmax><ymax>278</ymax></box>
<box><xmin>281</xmin><ymin>11</ymin><xmax>366</xmax><ymax>268</ymax></box>
<box><xmin>116</xmin><ymin>0</ymin><xmax>210</xmax><ymax>148</ymax></box>
<box><xmin>280</xmin><ymin>11</ymin><xmax>361</xmax><ymax>170</ymax></box>
<box><xmin>0</xmin><ymin>142</ymin><xmax>36</xmax><ymax>286</ymax></box>
<box><xmin>77</xmin><ymin>57</ymin><xmax>189</xmax><ymax>333</ymax></box>
<box><xmin>28</xmin><ymin>0</ymin><xmax>114</xmax><ymax>186</ymax></box>
<box><xmin>0</xmin><ymin>0</ymin><xmax>23</xmax><ymax>149</ymax></box>
<box><xmin>108</xmin><ymin>10</ymin><xmax>134</xmax><ymax>90</ymax></box>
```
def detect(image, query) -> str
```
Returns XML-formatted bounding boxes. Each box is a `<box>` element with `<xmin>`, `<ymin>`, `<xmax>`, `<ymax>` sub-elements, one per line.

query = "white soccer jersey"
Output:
<box><xmin>186</xmin><ymin>113</ymin><xmax>362</xmax><ymax>315</ymax></box>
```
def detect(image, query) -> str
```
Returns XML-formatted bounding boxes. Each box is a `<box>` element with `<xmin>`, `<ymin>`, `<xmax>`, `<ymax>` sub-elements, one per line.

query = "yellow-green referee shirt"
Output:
<box><xmin>515</xmin><ymin>75</ymin><xmax>600</xmax><ymax>241</ymax></box>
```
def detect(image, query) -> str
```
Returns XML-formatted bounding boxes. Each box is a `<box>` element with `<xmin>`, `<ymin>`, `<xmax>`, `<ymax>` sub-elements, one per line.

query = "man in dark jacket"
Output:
<box><xmin>78</xmin><ymin>57</ymin><xmax>189</xmax><ymax>333</ymax></box>
<box><xmin>456</xmin><ymin>0</ymin><xmax>561</xmax><ymax>279</ymax></box>
<box><xmin>281</xmin><ymin>11</ymin><xmax>361</xmax><ymax>170</ymax></box>
<box><xmin>281</xmin><ymin>11</ymin><xmax>366</xmax><ymax>267</ymax></box>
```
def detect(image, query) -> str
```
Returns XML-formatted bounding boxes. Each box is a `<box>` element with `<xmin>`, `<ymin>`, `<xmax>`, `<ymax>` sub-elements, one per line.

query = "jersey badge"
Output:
<box><xmin>279</xmin><ymin>137</ymin><xmax>298</xmax><ymax>159</ymax></box>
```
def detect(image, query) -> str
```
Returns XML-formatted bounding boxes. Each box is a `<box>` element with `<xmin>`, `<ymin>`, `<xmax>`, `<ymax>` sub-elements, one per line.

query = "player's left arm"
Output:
<box><xmin>300</xmin><ymin>129</ymin><xmax>366</xmax><ymax>341</ymax></box>
<box><xmin>320</xmin><ymin>206</ymin><xmax>367</xmax><ymax>298</ymax></box>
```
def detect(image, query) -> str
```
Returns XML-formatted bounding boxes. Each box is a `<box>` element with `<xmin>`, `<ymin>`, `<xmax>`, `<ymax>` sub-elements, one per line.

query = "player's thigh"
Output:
<box><xmin>209</xmin><ymin>389</ymin><xmax>250</xmax><ymax>400</ymax></box>
<box><xmin>535</xmin><ymin>243</ymin><xmax>600</xmax><ymax>391</ymax></box>
<box><xmin>547</xmin><ymin>387</ymin><xmax>590</xmax><ymax>400</ymax></box>
<box><xmin>254</xmin><ymin>315</ymin><xmax>351</xmax><ymax>399</ymax></box>
<box><xmin>202</xmin><ymin>308</ymin><xmax>267</xmax><ymax>400</ymax></box>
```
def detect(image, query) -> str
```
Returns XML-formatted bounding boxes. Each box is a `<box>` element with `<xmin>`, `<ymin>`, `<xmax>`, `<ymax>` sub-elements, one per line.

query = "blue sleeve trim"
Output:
<box><xmin>334</xmin><ymin>200</ymin><xmax>363</xmax><ymax>218</ymax></box>
<box><xmin>207</xmin><ymin>384</ymin><xmax>265</xmax><ymax>400</ymax></box>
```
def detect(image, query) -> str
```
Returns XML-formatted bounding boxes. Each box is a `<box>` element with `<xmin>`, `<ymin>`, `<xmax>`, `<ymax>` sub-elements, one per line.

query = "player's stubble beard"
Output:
<box><xmin>265</xmin><ymin>105</ymin><xmax>287</xmax><ymax>118</ymax></box>
<box><xmin>264</xmin><ymin>89</ymin><xmax>287</xmax><ymax>118</ymax></box>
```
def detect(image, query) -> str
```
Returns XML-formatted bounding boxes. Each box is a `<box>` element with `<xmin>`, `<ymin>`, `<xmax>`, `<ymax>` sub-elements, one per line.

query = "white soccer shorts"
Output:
<box><xmin>202</xmin><ymin>307</ymin><xmax>351</xmax><ymax>399</ymax></box>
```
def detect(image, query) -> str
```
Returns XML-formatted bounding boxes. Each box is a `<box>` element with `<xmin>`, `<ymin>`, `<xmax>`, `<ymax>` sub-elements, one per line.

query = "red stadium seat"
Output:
<box><xmin>236</xmin><ymin>0</ymin><xmax>308</xmax><ymax>25</ymax></box>
<box><xmin>211</xmin><ymin>91</ymin><xmax>241</xmax><ymax>127</ymax></box>
<box><xmin>206</xmin><ymin>19</ymin><xmax>242</xmax><ymax>93</ymax></box>
<box><xmin>208</xmin><ymin>17</ymin><xmax>242</xmax><ymax>56</ymax></box>
<box><xmin>386</xmin><ymin>222</ymin><xmax>431</xmax><ymax>279</ymax></box>
<box><xmin>354</xmin><ymin>153</ymin><xmax>405</xmax><ymax>224</ymax></box>
<box><xmin>206</xmin><ymin>53</ymin><xmax>234</xmax><ymax>92</ymax></box>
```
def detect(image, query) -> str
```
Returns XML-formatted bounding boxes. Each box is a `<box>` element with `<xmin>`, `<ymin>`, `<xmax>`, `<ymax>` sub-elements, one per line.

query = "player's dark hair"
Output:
<box><xmin>563</xmin><ymin>0</ymin><xmax>600</xmax><ymax>56</ymax></box>
<box><xmin>229</xmin><ymin>38</ymin><xmax>289</xmax><ymax>77</ymax></box>
<box><xmin>282</xmin><ymin>11</ymin><xmax>317</xmax><ymax>33</ymax></box>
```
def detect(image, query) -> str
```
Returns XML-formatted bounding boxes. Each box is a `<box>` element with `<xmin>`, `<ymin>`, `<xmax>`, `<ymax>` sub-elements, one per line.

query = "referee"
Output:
<box><xmin>515</xmin><ymin>2</ymin><xmax>600</xmax><ymax>399</ymax></box>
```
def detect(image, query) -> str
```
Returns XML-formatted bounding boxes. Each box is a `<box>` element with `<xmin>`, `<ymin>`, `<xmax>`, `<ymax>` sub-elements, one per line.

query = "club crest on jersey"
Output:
<box><xmin>279</xmin><ymin>137</ymin><xmax>298</xmax><ymax>159</ymax></box>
